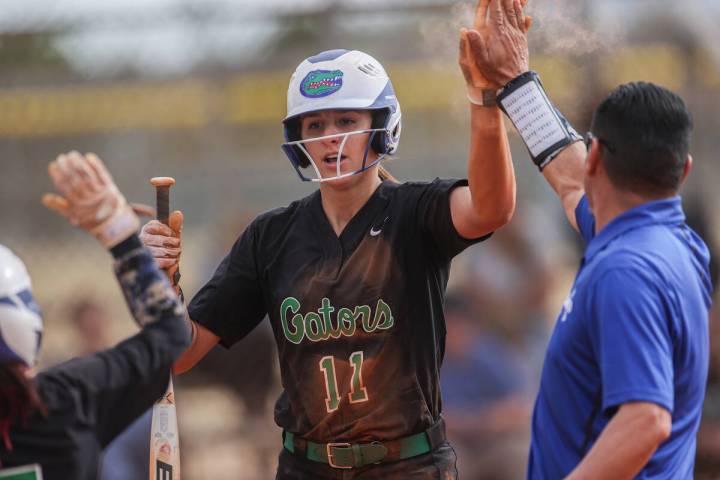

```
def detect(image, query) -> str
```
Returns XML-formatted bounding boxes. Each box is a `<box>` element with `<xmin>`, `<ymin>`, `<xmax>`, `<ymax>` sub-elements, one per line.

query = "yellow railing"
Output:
<box><xmin>0</xmin><ymin>45</ymin><xmax>714</xmax><ymax>138</ymax></box>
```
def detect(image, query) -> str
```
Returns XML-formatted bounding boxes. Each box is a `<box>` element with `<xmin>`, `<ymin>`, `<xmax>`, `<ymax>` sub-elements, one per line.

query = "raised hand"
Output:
<box><xmin>459</xmin><ymin>0</ymin><xmax>531</xmax><ymax>92</ymax></box>
<box><xmin>43</xmin><ymin>151</ymin><xmax>140</xmax><ymax>248</ymax></box>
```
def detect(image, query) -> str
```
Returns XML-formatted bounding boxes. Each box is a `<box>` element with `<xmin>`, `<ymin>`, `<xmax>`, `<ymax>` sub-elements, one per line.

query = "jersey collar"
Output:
<box><xmin>584</xmin><ymin>196</ymin><xmax>685</xmax><ymax>262</ymax></box>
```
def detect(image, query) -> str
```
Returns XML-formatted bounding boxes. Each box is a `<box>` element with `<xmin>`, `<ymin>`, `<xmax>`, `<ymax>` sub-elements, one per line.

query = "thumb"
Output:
<box><xmin>458</xmin><ymin>28</ymin><xmax>475</xmax><ymax>85</ymax></box>
<box><xmin>130</xmin><ymin>202</ymin><xmax>156</xmax><ymax>218</ymax></box>
<box><xmin>42</xmin><ymin>193</ymin><xmax>74</xmax><ymax>222</ymax></box>
<box><xmin>169</xmin><ymin>210</ymin><xmax>184</xmax><ymax>237</ymax></box>
<box><xmin>465</xmin><ymin>29</ymin><xmax>490</xmax><ymax>67</ymax></box>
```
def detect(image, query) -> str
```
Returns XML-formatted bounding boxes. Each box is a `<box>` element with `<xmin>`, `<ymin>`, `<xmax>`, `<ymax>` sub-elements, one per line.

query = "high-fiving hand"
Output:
<box><xmin>43</xmin><ymin>151</ymin><xmax>140</xmax><ymax>248</ymax></box>
<box><xmin>459</xmin><ymin>0</ymin><xmax>531</xmax><ymax>93</ymax></box>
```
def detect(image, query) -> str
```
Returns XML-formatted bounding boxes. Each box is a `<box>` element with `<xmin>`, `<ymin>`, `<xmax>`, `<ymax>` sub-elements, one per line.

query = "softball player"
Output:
<box><xmin>140</xmin><ymin>1</ymin><xmax>529</xmax><ymax>477</ymax></box>
<box><xmin>0</xmin><ymin>153</ymin><xmax>190</xmax><ymax>479</ymax></box>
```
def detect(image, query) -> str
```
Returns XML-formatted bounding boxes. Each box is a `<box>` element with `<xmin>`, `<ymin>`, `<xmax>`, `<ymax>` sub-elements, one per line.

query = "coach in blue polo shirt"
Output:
<box><xmin>465</xmin><ymin>3</ymin><xmax>711</xmax><ymax>477</ymax></box>
<box><xmin>529</xmin><ymin>82</ymin><xmax>711</xmax><ymax>479</ymax></box>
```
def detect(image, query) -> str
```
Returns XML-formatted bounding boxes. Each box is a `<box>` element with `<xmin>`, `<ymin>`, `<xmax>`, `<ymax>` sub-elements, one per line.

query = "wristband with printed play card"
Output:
<box><xmin>497</xmin><ymin>71</ymin><xmax>582</xmax><ymax>170</ymax></box>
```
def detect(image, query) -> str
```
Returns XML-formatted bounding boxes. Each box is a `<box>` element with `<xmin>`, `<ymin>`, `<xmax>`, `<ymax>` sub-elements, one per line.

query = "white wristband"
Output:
<box><xmin>92</xmin><ymin>203</ymin><xmax>140</xmax><ymax>248</ymax></box>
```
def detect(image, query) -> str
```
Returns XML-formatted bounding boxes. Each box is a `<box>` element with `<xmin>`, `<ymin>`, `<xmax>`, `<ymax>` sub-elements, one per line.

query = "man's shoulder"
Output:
<box><xmin>595</xmin><ymin>223</ymin><xmax>700</xmax><ymax>283</ymax></box>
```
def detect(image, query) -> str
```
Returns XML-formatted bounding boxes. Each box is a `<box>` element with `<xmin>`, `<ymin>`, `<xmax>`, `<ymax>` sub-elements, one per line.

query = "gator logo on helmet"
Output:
<box><xmin>300</xmin><ymin>70</ymin><xmax>344</xmax><ymax>98</ymax></box>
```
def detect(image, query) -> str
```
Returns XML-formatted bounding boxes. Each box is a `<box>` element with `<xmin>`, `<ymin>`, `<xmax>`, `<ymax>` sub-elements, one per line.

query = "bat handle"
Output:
<box><xmin>150</xmin><ymin>177</ymin><xmax>181</xmax><ymax>286</ymax></box>
<box><xmin>150</xmin><ymin>177</ymin><xmax>174</xmax><ymax>225</ymax></box>
<box><xmin>156</xmin><ymin>187</ymin><xmax>170</xmax><ymax>225</ymax></box>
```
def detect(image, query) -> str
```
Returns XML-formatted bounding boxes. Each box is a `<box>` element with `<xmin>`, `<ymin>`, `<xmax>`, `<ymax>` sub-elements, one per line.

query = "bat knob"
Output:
<box><xmin>150</xmin><ymin>177</ymin><xmax>176</xmax><ymax>188</ymax></box>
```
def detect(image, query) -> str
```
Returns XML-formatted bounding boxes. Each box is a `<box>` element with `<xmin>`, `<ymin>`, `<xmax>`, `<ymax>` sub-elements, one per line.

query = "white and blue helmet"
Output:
<box><xmin>0</xmin><ymin>245</ymin><xmax>42</xmax><ymax>367</ymax></box>
<box><xmin>282</xmin><ymin>49</ymin><xmax>402</xmax><ymax>182</ymax></box>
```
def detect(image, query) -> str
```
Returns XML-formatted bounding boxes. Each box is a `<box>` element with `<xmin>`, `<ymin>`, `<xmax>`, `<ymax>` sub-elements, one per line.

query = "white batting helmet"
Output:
<box><xmin>0</xmin><ymin>245</ymin><xmax>43</xmax><ymax>367</ymax></box>
<box><xmin>281</xmin><ymin>49</ymin><xmax>402</xmax><ymax>182</ymax></box>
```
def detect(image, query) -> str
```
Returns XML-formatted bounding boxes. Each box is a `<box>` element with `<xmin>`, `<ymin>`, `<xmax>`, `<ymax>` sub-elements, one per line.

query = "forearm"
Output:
<box><xmin>172</xmin><ymin>317</ymin><xmax>219</xmax><ymax>374</ymax></box>
<box><xmin>541</xmin><ymin>141</ymin><xmax>586</xmax><ymax>231</ymax></box>
<box><xmin>566</xmin><ymin>402</ymin><xmax>671</xmax><ymax>480</ymax></box>
<box><xmin>113</xmin><ymin>236</ymin><xmax>185</xmax><ymax>326</ymax></box>
<box><xmin>466</xmin><ymin>105</ymin><xmax>516</xmax><ymax>228</ymax></box>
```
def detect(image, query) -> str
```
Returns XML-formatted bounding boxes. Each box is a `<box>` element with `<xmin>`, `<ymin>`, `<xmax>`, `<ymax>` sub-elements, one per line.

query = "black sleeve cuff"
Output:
<box><xmin>110</xmin><ymin>234</ymin><xmax>143</xmax><ymax>259</ymax></box>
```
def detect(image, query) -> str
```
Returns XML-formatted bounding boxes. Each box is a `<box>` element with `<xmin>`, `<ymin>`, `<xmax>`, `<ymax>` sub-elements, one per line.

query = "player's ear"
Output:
<box><xmin>681</xmin><ymin>154</ymin><xmax>693</xmax><ymax>184</ymax></box>
<box><xmin>585</xmin><ymin>139</ymin><xmax>601</xmax><ymax>177</ymax></box>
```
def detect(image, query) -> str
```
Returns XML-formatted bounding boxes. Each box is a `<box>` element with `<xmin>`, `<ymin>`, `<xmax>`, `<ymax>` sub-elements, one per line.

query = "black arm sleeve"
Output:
<box><xmin>40</xmin><ymin>236</ymin><xmax>191</xmax><ymax>447</ymax></box>
<box><xmin>187</xmin><ymin>220</ymin><xmax>267</xmax><ymax>348</ymax></box>
<box><xmin>415</xmin><ymin>178</ymin><xmax>492</xmax><ymax>260</ymax></box>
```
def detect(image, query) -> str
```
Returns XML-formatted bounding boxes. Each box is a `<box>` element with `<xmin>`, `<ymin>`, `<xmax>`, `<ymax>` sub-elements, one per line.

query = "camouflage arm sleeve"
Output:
<box><xmin>113</xmin><ymin>244</ymin><xmax>185</xmax><ymax>327</ymax></box>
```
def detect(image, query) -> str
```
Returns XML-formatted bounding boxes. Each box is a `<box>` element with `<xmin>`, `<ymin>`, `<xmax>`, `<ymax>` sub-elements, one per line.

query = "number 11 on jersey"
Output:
<box><xmin>319</xmin><ymin>351</ymin><xmax>369</xmax><ymax>412</ymax></box>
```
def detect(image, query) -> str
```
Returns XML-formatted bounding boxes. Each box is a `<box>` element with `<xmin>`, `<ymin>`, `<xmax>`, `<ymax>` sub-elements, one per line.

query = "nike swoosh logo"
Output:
<box><xmin>369</xmin><ymin>216</ymin><xmax>389</xmax><ymax>237</ymax></box>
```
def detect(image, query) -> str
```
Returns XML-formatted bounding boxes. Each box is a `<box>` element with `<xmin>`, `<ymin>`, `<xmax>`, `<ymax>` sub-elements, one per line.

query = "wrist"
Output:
<box><xmin>110</xmin><ymin>234</ymin><xmax>142</xmax><ymax>258</ymax></box>
<box><xmin>92</xmin><ymin>203</ymin><xmax>141</xmax><ymax>249</ymax></box>
<box><xmin>467</xmin><ymin>85</ymin><xmax>498</xmax><ymax>107</ymax></box>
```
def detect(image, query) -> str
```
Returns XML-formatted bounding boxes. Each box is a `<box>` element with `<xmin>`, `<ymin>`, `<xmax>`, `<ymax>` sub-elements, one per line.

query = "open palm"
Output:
<box><xmin>459</xmin><ymin>0</ymin><xmax>531</xmax><ymax>90</ymax></box>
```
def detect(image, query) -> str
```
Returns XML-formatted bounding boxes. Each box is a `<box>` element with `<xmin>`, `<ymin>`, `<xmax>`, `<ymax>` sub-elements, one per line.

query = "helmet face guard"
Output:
<box><xmin>0</xmin><ymin>245</ymin><xmax>43</xmax><ymax>368</ymax></box>
<box><xmin>282</xmin><ymin>128</ymin><xmax>388</xmax><ymax>182</ymax></box>
<box><xmin>282</xmin><ymin>49</ymin><xmax>402</xmax><ymax>182</ymax></box>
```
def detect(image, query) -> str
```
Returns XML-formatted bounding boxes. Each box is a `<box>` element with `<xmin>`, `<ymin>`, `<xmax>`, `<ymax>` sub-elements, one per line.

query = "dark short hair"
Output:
<box><xmin>591</xmin><ymin>82</ymin><xmax>693</xmax><ymax>196</ymax></box>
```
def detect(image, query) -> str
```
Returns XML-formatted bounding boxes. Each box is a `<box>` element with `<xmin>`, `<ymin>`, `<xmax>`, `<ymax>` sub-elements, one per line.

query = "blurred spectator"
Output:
<box><xmin>70</xmin><ymin>300</ymin><xmax>111</xmax><ymax>355</ymax></box>
<box><xmin>461</xmin><ymin>213</ymin><xmax>553</xmax><ymax>385</ymax></box>
<box><xmin>684</xmin><ymin>193</ymin><xmax>720</xmax><ymax>479</ymax></box>
<box><xmin>68</xmin><ymin>298</ymin><xmax>151</xmax><ymax>480</ymax></box>
<box><xmin>442</xmin><ymin>294</ymin><xmax>534</xmax><ymax>480</ymax></box>
<box><xmin>441</xmin><ymin>212</ymin><xmax>554</xmax><ymax>479</ymax></box>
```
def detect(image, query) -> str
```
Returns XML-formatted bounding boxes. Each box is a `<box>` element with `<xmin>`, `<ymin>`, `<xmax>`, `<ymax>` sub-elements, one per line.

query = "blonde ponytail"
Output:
<box><xmin>378</xmin><ymin>165</ymin><xmax>398</xmax><ymax>183</ymax></box>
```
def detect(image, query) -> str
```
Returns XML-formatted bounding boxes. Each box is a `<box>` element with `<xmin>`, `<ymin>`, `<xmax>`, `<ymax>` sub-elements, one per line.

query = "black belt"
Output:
<box><xmin>283</xmin><ymin>418</ymin><xmax>446</xmax><ymax>469</ymax></box>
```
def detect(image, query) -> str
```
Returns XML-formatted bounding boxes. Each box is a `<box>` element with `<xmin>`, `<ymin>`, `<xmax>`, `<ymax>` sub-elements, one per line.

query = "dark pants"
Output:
<box><xmin>275</xmin><ymin>442</ymin><xmax>459</xmax><ymax>480</ymax></box>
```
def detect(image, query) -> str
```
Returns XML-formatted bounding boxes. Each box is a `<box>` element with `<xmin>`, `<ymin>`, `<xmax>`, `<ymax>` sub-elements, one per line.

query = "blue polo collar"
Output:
<box><xmin>584</xmin><ymin>196</ymin><xmax>685</xmax><ymax>262</ymax></box>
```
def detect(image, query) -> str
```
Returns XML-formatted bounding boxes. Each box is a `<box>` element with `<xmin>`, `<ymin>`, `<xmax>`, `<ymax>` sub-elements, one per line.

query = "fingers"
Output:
<box><xmin>66</xmin><ymin>151</ymin><xmax>95</xmax><ymax>183</ymax></box>
<box><xmin>130</xmin><ymin>203</ymin><xmax>156</xmax><ymax>218</ymax></box>
<box><xmin>513</xmin><ymin>0</ymin><xmax>532</xmax><ymax>32</ymax></box>
<box><xmin>85</xmin><ymin>153</ymin><xmax>114</xmax><ymax>189</ymax></box>
<box><xmin>48</xmin><ymin>155</ymin><xmax>74</xmax><ymax>198</ymax></box>
<box><xmin>145</xmin><ymin>244</ymin><xmax>182</xmax><ymax>259</ymax></box>
<box><xmin>141</xmin><ymin>231</ymin><xmax>180</xmax><ymax>248</ymax></box>
<box><xmin>489</xmin><ymin>0</ymin><xmax>505</xmax><ymax>27</ymax></box>
<box><xmin>474</xmin><ymin>0</ymin><xmax>490</xmax><ymax>28</ymax></box>
<box><xmin>153</xmin><ymin>255</ymin><xmax>180</xmax><ymax>270</ymax></box>
<box><xmin>141</xmin><ymin>220</ymin><xmax>179</xmax><ymax>241</ymax></box>
<box><xmin>169</xmin><ymin>210</ymin><xmax>184</xmax><ymax>236</ymax></box>
<box><xmin>502</xmin><ymin>0</ymin><xmax>520</xmax><ymax>29</ymax></box>
<box><xmin>513</xmin><ymin>0</ymin><xmax>525</xmax><ymax>31</ymax></box>
<box><xmin>515</xmin><ymin>0</ymin><xmax>532</xmax><ymax>32</ymax></box>
<box><xmin>49</xmin><ymin>151</ymin><xmax>109</xmax><ymax>201</ymax></box>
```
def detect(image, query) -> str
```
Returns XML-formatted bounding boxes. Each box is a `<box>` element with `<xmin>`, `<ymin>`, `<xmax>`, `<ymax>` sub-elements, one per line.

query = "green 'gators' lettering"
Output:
<box><xmin>280</xmin><ymin>297</ymin><xmax>395</xmax><ymax>344</ymax></box>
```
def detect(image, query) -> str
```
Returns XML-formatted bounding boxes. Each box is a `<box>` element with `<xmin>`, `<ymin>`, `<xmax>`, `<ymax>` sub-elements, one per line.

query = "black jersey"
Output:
<box><xmin>189</xmin><ymin>179</ymin><xmax>488</xmax><ymax>442</ymax></box>
<box><xmin>0</xmin><ymin>239</ymin><xmax>190</xmax><ymax>480</ymax></box>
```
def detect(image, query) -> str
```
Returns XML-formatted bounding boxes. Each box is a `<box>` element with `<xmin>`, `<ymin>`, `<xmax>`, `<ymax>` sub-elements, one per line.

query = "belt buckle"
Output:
<box><xmin>326</xmin><ymin>442</ymin><xmax>353</xmax><ymax>469</ymax></box>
